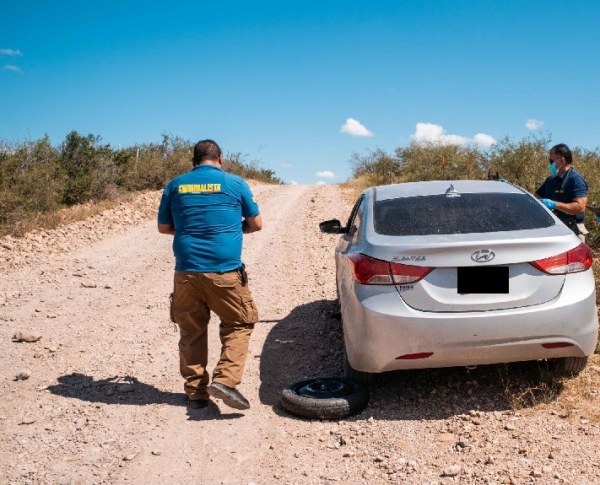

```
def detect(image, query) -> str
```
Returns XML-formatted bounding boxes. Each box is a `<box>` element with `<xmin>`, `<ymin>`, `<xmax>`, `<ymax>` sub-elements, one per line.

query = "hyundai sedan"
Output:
<box><xmin>320</xmin><ymin>180</ymin><xmax>598</xmax><ymax>381</ymax></box>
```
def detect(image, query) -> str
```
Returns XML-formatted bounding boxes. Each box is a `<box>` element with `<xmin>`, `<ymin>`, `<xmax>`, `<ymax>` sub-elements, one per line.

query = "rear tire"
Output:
<box><xmin>341</xmin><ymin>317</ymin><xmax>377</xmax><ymax>385</ymax></box>
<box><xmin>344</xmin><ymin>352</ymin><xmax>377</xmax><ymax>386</ymax></box>
<box><xmin>333</xmin><ymin>276</ymin><xmax>341</xmax><ymax>319</ymax></box>
<box><xmin>551</xmin><ymin>356</ymin><xmax>588</xmax><ymax>377</ymax></box>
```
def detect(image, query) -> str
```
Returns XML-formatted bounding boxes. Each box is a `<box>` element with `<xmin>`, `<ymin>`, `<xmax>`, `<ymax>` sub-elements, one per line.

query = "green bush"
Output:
<box><xmin>222</xmin><ymin>152</ymin><xmax>283</xmax><ymax>184</ymax></box>
<box><xmin>350</xmin><ymin>148</ymin><xmax>403</xmax><ymax>186</ymax></box>
<box><xmin>397</xmin><ymin>143</ymin><xmax>485</xmax><ymax>182</ymax></box>
<box><xmin>59</xmin><ymin>131</ymin><xmax>118</xmax><ymax>204</ymax></box>
<box><xmin>574</xmin><ymin>147</ymin><xmax>600</xmax><ymax>245</ymax></box>
<box><xmin>0</xmin><ymin>133</ymin><xmax>282</xmax><ymax>236</ymax></box>
<box><xmin>0</xmin><ymin>136</ymin><xmax>63</xmax><ymax>227</ymax></box>
<box><xmin>483</xmin><ymin>136</ymin><xmax>551</xmax><ymax>192</ymax></box>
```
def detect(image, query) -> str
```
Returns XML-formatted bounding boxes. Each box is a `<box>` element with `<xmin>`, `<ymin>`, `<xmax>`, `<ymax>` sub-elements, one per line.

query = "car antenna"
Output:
<box><xmin>445</xmin><ymin>184</ymin><xmax>461</xmax><ymax>198</ymax></box>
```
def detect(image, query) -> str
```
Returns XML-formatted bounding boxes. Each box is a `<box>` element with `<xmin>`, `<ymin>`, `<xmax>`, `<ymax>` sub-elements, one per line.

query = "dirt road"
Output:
<box><xmin>1</xmin><ymin>184</ymin><xmax>599</xmax><ymax>485</ymax></box>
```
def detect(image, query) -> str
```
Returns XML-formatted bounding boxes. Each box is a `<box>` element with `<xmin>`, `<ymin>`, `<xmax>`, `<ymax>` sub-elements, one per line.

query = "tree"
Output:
<box><xmin>484</xmin><ymin>136</ymin><xmax>550</xmax><ymax>192</ymax></box>
<box><xmin>350</xmin><ymin>148</ymin><xmax>402</xmax><ymax>185</ymax></box>
<box><xmin>59</xmin><ymin>131</ymin><xmax>116</xmax><ymax>204</ymax></box>
<box><xmin>396</xmin><ymin>142</ymin><xmax>485</xmax><ymax>182</ymax></box>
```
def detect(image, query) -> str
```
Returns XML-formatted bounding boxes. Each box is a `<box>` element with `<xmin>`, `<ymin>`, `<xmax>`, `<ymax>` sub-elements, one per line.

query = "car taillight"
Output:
<box><xmin>347</xmin><ymin>253</ymin><xmax>432</xmax><ymax>285</ymax></box>
<box><xmin>530</xmin><ymin>243</ymin><xmax>593</xmax><ymax>275</ymax></box>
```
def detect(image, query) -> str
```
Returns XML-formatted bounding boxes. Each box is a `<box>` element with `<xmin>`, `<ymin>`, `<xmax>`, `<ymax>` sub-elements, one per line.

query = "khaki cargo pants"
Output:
<box><xmin>171</xmin><ymin>269</ymin><xmax>258</xmax><ymax>401</ymax></box>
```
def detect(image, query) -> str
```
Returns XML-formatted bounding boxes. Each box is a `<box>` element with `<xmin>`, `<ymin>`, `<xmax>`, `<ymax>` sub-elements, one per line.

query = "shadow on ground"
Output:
<box><xmin>47</xmin><ymin>373</ymin><xmax>243</xmax><ymax>421</ymax></box>
<box><xmin>259</xmin><ymin>299</ymin><xmax>565</xmax><ymax>421</ymax></box>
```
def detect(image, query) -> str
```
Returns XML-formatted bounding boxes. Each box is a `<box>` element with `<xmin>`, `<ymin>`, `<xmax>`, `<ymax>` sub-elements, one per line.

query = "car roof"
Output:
<box><xmin>373</xmin><ymin>180</ymin><xmax>524</xmax><ymax>201</ymax></box>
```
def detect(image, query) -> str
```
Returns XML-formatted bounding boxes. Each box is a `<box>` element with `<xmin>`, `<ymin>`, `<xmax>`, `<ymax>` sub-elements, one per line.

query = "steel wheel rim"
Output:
<box><xmin>292</xmin><ymin>378</ymin><xmax>356</xmax><ymax>399</ymax></box>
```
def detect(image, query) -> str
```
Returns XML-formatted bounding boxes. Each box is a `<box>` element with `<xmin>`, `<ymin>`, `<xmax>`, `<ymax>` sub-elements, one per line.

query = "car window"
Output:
<box><xmin>346</xmin><ymin>195</ymin><xmax>364</xmax><ymax>236</ymax></box>
<box><xmin>349</xmin><ymin>203</ymin><xmax>364</xmax><ymax>244</ymax></box>
<box><xmin>374</xmin><ymin>193</ymin><xmax>555</xmax><ymax>236</ymax></box>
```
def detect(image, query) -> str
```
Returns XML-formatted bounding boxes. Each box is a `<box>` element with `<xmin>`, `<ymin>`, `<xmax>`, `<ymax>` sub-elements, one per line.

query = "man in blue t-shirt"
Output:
<box><xmin>158</xmin><ymin>139</ymin><xmax>262</xmax><ymax>411</ymax></box>
<box><xmin>535</xmin><ymin>143</ymin><xmax>588</xmax><ymax>241</ymax></box>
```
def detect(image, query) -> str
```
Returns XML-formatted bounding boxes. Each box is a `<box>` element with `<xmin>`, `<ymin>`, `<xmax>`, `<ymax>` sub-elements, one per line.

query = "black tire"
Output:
<box><xmin>333</xmin><ymin>277</ymin><xmax>342</xmax><ymax>319</ymax></box>
<box><xmin>281</xmin><ymin>377</ymin><xmax>369</xmax><ymax>420</ymax></box>
<box><xmin>341</xmin><ymin>327</ymin><xmax>377</xmax><ymax>386</ymax></box>
<box><xmin>344</xmin><ymin>354</ymin><xmax>378</xmax><ymax>386</ymax></box>
<box><xmin>551</xmin><ymin>356</ymin><xmax>588</xmax><ymax>377</ymax></box>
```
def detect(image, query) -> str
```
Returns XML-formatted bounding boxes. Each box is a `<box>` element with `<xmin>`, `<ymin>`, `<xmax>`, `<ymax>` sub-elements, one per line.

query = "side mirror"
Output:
<box><xmin>319</xmin><ymin>219</ymin><xmax>346</xmax><ymax>234</ymax></box>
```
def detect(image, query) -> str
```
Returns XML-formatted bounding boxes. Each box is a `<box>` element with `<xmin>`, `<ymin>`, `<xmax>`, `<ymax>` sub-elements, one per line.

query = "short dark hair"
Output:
<box><xmin>193</xmin><ymin>139</ymin><xmax>222</xmax><ymax>165</ymax></box>
<box><xmin>550</xmin><ymin>143</ymin><xmax>573</xmax><ymax>164</ymax></box>
<box><xmin>487</xmin><ymin>169</ymin><xmax>499</xmax><ymax>180</ymax></box>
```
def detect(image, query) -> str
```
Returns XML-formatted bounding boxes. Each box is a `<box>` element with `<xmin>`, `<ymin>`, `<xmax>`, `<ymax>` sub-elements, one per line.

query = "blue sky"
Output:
<box><xmin>1</xmin><ymin>1</ymin><xmax>599</xmax><ymax>184</ymax></box>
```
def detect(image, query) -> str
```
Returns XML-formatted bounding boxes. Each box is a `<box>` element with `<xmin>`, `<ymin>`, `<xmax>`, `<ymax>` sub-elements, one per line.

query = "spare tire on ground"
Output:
<box><xmin>281</xmin><ymin>377</ymin><xmax>369</xmax><ymax>420</ymax></box>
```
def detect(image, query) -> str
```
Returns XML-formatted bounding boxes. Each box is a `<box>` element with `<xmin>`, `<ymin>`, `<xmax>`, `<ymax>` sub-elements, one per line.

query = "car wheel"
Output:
<box><xmin>551</xmin><ymin>356</ymin><xmax>588</xmax><ymax>377</ymax></box>
<box><xmin>344</xmin><ymin>354</ymin><xmax>377</xmax><ymax>386</ymax></box>
<box><xmin>342</xmin><ymin>331</ymin><xmax>377</xmax><ymax>386</ymax></box>
<box><xmin>333</xmin><ymin>276</ymin><xmax>341</xmax><ymax>318</ymax></box>
<box><xmin>281</xmin><ymin>377</ymin><xmax>369</xmax><ymax>420</ymax></box>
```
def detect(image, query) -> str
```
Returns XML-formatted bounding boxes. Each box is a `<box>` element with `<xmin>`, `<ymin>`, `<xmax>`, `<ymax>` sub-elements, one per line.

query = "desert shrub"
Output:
<box><xmin>0</xmin><ymin>133</ymin><xmax>282</xmax><ymax>236</ymax></box>
<box><xmin>59</xmin><ymin>131</ymin><xmax>118</xmax><ymax>205</ymax></box>
<box><xmin>0</xmin><ymin>136</ymin><xmax>63</xmax><ymax>227</ymax></box>
<box><xmin>397</xmin><ymin>143</ymin><xmax>485</xmax><ymax>182</ymax></box>
<box><xmin>349</xmin><ymin>144</ymin><xmax>485</xmax><ymax>187</ymax></box>
<box><xmin>483</xmin><ymin>136</ymin><xmax>550</xmax><ymax>192</ymax></box>
<box><xmin>573</xmin><ymin>147</ymin><xmax>600</xmax><ymax>245</ymax></box>
<box><xmin>124</xmin><ymin>135</ymin><xmax>199</xmax><ymax>191</ymax></box>
<box><xmin>123</xmin><ymin>144</ymin><xmax>170</xmax><ymax>191</ymax></box>
<box><xmin>222</xmin><ymin>152</ymin><xmax>283</xmax><ymax>184</ymax></box>
<box><xmin>350</xmin><ymin>148</ymin><xmax>402</xmax><ymax>186</ymax></box>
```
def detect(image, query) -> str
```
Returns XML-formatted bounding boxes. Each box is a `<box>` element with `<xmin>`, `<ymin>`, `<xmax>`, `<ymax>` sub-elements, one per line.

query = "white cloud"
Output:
<box><xmin>411</xmin><ymin>122</ymin><xmax>495</xmax><ymax>148</ymax></box>
<box><xmin>0</xmin><ymin>49</ymin><xmax>22</xmax><ymax>56</ymax></box>
<box><xmin>315</xmin><ymin>170</ymin><xmax>335</xmax><ymax>178</ymax></box>
<box><xmin>289</xmin><ymin>180</ymin><xmax>298</xmax><ymax>185</ymax></box>
<box><xmin>526</xmin><ymin>119</ymin><xmax>544</xmax><ymax>130</ymax></box>
<box><xmin>340</xmin><ymin>118</ymin><xmax>373</xmax><ymax>137</ymax></box>
<box><xmin>472</xmin><ymin>133</ymin><xmax>496</xmax><ymax>148</ymax></box>
<box><xmin>316</xmin><ymin>181</ymin><xmax>327</xmax><ymax>185</ymax></box>
<box><xmin>280</xmin><ymin>162</ymin><xmax>292</xmax><ymax>168</ymax></box>
<box><xmin>411</xmin><ymin>123</ymin><xmax>466</xmax><ymax>145</ymax></box>
<box><xmin>3</xmin><ymin>64</ymin><xmax>22</xmax><ymax>72</ymax></box>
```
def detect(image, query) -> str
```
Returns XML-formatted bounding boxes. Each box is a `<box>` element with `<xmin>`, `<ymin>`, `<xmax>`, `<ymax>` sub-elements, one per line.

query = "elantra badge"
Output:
<box><xmin>471</xmin><ymin>249</ymin><xmax>495</xmax><ymax>263</ymax></box>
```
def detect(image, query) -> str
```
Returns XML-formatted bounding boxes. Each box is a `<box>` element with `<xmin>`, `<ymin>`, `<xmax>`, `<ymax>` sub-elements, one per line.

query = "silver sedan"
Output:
<box><xmin>320</xmin><ymin>180</ymin><xmax>598</xmax><ymax>381</ymax></box>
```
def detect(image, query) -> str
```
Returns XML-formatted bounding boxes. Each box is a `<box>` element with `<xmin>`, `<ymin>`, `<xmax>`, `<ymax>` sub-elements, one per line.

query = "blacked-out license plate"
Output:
<box><xmin>457</xmin><ymin>266</ymin><xmax>509</xmax><ymax>294</ymax></box>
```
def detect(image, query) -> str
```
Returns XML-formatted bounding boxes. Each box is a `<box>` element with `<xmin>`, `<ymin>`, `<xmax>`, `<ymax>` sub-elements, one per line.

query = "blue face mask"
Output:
<box><xmin>548</xmin><ymin>161</ymin><xmax>558</xmax><ymax>175</ymax></box>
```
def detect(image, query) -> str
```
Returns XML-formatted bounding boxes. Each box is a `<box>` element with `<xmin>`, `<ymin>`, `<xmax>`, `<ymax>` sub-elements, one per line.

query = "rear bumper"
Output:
<box><xmin>342</xmin><ymin>273</ymin><xmax>599</xmax><ymax>373</ymax></box>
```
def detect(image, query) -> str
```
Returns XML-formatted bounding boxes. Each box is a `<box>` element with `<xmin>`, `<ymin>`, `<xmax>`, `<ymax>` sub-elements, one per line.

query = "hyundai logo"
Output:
<box><xmin>471</xmin><ymin>249</ymin><xmax>495</xmax><ymax>263</ymax></box>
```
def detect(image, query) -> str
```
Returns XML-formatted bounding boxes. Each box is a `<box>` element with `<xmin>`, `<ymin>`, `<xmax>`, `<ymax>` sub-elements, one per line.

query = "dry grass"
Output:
<box><xmin>593</xmin><ymin>251</ymin><xmax>600</xmax><ymax>308</ymax></box>
<box><xmin>338</xmin><ymin>175</ymin><xmax>371</xmax><ymax>203</ymax></box>
<box><xmin>1</xmin><ymin>193</ymin><xmax>137</xmax><ymax>238</ymax></box>
<box><xmin>496</xmin><ymin>356</ymin><xmax>600</xmax><ymax>423</ymax></box>
<box><xmin>554</xmin><ymin>354</ymin><xmax>600</xmax><ymax>422</ymax></box>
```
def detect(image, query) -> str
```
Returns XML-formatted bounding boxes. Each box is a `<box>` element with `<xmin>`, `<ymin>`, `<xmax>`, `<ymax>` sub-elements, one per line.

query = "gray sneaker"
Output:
<box><xmin>207</xmin><ymin>382</ymin><xmax>250</xmax><ymax>410</ymax></box>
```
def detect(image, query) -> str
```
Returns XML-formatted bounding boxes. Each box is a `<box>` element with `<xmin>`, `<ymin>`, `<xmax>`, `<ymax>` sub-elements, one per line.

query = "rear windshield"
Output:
<box><xmin>374</xmin><ymin>193</ymin><xmax>555</xmax><ymax>236</ymax></box>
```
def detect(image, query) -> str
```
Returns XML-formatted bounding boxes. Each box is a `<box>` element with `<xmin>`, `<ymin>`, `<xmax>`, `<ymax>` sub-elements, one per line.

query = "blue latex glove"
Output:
<box><xmin>499</xmin><ymin>178</ymin><xmax>508</xmax><ymax>183</ymax></box>
<box><xmin>540</xmin><ymin>198</ymin><xmax>556</xmax><ymax>210</ymax></box>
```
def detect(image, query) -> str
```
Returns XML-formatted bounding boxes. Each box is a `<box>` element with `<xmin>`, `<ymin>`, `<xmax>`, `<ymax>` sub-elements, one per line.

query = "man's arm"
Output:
<box><xmin>555</xmin><ymin>197</ymin><xmax>587</xmax><ymax>216</ymax></box>
<box><xmin>158</xmin><ymin>223</ymin><xmax>175</xmax><ymax>235</ymax></box>
<box><xmin>243</xmin><ymin>215</ymin><xmax>262</xmax><ymax>234</ymax></box>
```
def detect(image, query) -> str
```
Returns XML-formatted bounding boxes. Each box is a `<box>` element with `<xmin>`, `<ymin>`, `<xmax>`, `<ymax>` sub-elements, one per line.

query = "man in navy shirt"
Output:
<box><xmin>158</xmin><ymin>139</ymin><xmax>262</xmax><ymax>410</ymax></box>
<box><xmin>535</xmin><ymin>143</ymin><xmax>588</xmax><ymax>241</ymax></box>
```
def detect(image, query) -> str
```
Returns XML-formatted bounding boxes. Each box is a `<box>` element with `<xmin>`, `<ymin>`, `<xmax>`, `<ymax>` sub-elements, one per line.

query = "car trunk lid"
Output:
<box><xmin>362</xmin><ymin>230</ymin><xmax>576</xmax><ymax>312</ymax></box>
